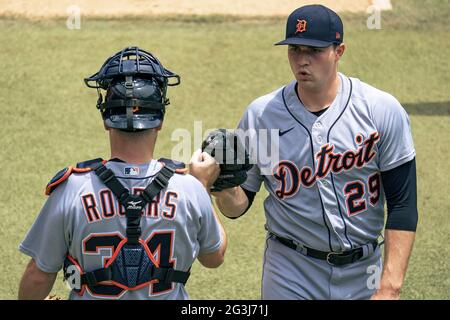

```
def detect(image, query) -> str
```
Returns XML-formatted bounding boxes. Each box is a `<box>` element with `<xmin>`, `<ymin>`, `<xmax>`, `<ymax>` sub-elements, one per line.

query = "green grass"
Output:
<box><xmin>1</xmin><ymin>0</ymin><xmax>449</xmax><ymax>299</ymax></box>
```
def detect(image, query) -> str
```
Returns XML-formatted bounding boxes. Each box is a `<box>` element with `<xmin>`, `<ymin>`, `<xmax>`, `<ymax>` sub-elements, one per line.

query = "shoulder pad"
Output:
<box><xmin>76</xmin><ymin>158</ymin><xmax>104</xmax><ymax>169</ymax></box>
<box><xmin>158</xmin><ymin>158</ymin><xmax>187</xmax><ymax>174</ymax></box>
<box><xmin>46</xmin><ymin>167</ymin><xmax>71</xmax><ymax>196</ymax></box>
<box><xmin>45</xmin><ymin>164</ymin><xmax>95</xmax><ymax>196</ymax></box>
<box><xmin>158</xmin><ymin>158</ymin><xmax>186</xmax><ymax>170</ymax></box>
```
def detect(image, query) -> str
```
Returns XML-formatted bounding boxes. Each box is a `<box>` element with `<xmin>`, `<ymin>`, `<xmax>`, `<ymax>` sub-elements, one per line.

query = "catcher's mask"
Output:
<box><xmin>84</xmin><ymin>46</ymin><xmax>180</xmax><ymax>132</ymax></box>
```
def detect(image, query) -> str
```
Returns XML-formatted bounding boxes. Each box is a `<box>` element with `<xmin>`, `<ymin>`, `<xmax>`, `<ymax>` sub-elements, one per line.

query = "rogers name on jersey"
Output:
<box><xmin>81</xmin><ymin>189</ymin><xmax>179</xmax><ymax>223</ymax></box>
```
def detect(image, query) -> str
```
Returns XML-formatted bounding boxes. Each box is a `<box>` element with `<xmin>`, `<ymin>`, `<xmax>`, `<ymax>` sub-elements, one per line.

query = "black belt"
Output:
<box><xmin>273</xmin><ymin>235</ymin><xmax>378</xmax><ymax>267</ymax></box>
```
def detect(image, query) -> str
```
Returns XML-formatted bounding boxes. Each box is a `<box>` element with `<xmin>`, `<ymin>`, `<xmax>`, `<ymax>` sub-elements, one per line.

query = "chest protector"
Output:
<box><xmin>63</xmin><ymin>161</ymin><xmax>190</xmax><ymax>295</ymax></box>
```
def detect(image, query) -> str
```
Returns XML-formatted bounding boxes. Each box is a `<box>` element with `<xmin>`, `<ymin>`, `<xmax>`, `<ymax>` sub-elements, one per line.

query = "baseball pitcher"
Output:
<box><xmin>199</xmin><ymin>5</ymin><xmax>418</xmax><ymax>300</ymax></box>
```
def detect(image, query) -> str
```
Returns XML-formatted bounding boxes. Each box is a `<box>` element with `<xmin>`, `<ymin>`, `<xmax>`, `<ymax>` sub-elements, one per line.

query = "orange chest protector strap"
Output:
<box><xmin>64</xmin><ymin>162</ymin><xmax>190</xmax><ymax>292</ymax></box>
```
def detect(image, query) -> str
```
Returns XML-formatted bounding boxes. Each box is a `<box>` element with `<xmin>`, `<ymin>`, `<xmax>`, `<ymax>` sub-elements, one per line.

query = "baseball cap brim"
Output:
<box><xmin>275</xmin><ymin>37</ymin><xmax>336</xmax><ymax>47</ymax></box>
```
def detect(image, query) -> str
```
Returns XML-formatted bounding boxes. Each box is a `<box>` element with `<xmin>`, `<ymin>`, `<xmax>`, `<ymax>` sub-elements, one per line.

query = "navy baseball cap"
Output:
<box><xmin>275</xmin><ymin>4</ymin><xmax>344</xmax><ymax>47</ymax></box>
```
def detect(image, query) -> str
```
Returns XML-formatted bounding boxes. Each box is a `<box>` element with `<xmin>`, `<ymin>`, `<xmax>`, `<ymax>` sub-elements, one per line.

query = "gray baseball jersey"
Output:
<box><xmin>237</xmin><ymin>73</ymin><xmax>415</xmax><ymax>299</ymax></box>
<box><xmin>20</xmin><ymin>160</ymin><xmax>222</xmax><ymax>300</ymax></box>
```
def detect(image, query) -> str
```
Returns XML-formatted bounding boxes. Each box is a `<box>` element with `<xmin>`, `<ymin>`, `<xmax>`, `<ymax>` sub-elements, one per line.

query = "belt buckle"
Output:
<box><xmin>326</xmin><ymin>252</ymin><xmax>342</xmax><ymax>266</ymax></box>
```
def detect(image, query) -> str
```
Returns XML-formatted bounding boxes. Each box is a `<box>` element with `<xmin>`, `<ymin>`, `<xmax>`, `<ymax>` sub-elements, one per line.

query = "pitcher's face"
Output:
<box><xmin>288</xmin><ymin>44</ymin><xmax>345</xmax><ymax>91</ymax></box>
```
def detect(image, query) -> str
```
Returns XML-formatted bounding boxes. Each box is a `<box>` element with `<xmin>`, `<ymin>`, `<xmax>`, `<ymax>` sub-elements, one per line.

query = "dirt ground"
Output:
<box><xmin>0</xmin><ymin>0</ymin><xmax>392</xmax><ymax>18</ymax></box>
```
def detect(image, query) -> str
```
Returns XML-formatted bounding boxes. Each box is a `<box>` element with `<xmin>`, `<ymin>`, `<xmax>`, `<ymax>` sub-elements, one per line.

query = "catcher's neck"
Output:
<box><xmin>108</xmin><ymin>128</ymin><xmax>157</xmax><ymax>164</ymax></box>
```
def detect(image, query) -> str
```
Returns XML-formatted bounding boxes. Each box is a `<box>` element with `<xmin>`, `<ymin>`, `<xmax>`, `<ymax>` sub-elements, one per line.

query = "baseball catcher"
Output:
<box><xmin>18</xmin><ymin>46</ymin><xmax>227</xmax><ymax>300</ymax></box>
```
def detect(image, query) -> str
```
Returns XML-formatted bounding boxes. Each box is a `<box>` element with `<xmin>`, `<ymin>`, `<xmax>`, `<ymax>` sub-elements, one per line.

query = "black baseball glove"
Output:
<box><xmin>201</xmin><ymin>129</ymin><xmax>253</xmax><ymax>192</ymax></box>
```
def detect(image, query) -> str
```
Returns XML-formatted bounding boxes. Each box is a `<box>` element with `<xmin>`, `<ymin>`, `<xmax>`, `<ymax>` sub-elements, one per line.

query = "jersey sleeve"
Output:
<box><xmin>371</xmin><ymin>92</ymin><xmax>416</xmax><ymax>171</ymax></box>
<box><xmin>19</xmin><ymin>184</ymin><xmax>70</xmax><ymax>273</ymax></box>
<box><xmin>236</xmin><ymin>105</ymin><xmax>264</xmax><ymax>192</ymax></box>
<box><xmin>382</xmin><ymin>158</ymin><xmax>418</xmax><ymax>231</ymax></box>
<box><xmin>194</xmin><ymin>182</ymin><xmax>223</xmax><ymax>254</ymax></box>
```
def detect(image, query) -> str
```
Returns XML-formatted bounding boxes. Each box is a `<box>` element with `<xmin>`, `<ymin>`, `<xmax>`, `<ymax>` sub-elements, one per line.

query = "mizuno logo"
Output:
<box><xmin>127</xmin><ymin>200</ymin><xmax>143</xmax><ymax>209</ymax></box>
<box><xmin>279</xmin><ymin>127</ymin><xmax>295</xmax><ymax>137</ymax></box>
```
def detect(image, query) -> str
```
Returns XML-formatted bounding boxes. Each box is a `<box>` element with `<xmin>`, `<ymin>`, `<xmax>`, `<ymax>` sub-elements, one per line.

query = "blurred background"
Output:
<box><xmin>0</xmin><ymin>0</ymin><xmax>448</xmax><ymax>299</ymax></box>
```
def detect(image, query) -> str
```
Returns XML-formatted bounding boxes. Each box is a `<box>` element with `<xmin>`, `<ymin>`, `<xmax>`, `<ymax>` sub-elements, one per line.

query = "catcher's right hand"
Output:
<box><xmin>201</xmin><ymin>129</ymin><xmax>253</xmax><ymax>192</ymax></box>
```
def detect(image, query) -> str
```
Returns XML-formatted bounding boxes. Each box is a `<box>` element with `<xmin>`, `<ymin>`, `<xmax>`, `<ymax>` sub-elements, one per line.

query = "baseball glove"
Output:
<box><xmin>201</xmin><ymin>129</ymin><xmax>252</xmax><ymax>192</ymax></box>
